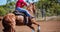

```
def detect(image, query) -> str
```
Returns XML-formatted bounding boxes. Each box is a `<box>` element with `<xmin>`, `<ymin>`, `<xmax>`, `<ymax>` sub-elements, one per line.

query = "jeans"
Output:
<box><xmin>15</xmin><ymin>7</ymin><xmax>32</xmax><ymax>17</ymax></box>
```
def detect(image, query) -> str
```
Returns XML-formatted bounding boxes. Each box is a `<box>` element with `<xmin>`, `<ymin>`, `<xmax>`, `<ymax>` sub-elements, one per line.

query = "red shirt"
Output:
<box><xmin>16</xmin><ymin>0</ymin><xmax>27</xmax><ymax>8</ymax></box>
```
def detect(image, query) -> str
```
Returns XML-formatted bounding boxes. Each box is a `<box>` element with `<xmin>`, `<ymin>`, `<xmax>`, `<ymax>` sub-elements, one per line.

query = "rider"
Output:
<box><xmin>15</xmin><ymin>0</ymin><xmax>34</xmax><ymax>18</ymax></box>
<box><xmin>15</xmin><ymin>0</ymin><xmax>39</xmax><ymax>26</ymax></box>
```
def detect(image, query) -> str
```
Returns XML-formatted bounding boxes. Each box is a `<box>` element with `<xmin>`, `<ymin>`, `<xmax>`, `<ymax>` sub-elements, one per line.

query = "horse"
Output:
<box><xmin>26</xmin><ymin>3</ymin><xmax>40</xmax><ymax>32</ymax></box>
<box><xmin>2</xmin><ymin>3</ymin><xmax>40</xmax><ymax>32</ymax></box>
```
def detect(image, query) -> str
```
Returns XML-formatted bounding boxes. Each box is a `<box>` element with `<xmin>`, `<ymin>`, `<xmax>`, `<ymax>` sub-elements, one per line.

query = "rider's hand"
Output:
<box><xmin>26</xmin><ymin>3</ymin><xmax>29</xmax><ymax>6</ymax></box>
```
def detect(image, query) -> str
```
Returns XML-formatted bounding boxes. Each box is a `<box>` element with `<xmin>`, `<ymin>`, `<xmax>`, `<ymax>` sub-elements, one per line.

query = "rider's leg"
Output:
<box><xmin>16</xmin><ymin>7</ymin><xmax>34</xmax><ymax>18</ymax></box>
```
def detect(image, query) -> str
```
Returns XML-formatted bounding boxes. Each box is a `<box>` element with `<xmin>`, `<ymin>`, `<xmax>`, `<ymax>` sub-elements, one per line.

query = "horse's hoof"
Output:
<box><xmin>37</xmin><ymin>25</ymin><xmax>40</xmax><ymax>32</ymax></box>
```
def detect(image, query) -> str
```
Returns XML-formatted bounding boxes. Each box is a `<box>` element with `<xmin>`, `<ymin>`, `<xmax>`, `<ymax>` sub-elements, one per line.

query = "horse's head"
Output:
<box><xmin>26</xmin><ymin>3</ymin><xmax>36</xmax><ymax>15</ymax></box>
<box><xmin>27</xmin><ymin>3</ymin><xmax>35</xmax><ymax>11</ymax></box>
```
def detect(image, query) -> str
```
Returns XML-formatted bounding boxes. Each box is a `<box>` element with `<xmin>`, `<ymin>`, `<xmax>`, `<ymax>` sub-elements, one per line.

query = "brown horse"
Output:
<box><xmin>2</xmin><ymin>3</ymin><xmax>40</xmax><ymax>32</ymax></box>
<box><xmin>15</xmin><ymin>3</ymin><xmax>40</xmax><ymax>32</ymax></box>
<box><xmin>26</xmin><ymin>3</ymin><xmax>40</xmax><ymax>32</ymax></box>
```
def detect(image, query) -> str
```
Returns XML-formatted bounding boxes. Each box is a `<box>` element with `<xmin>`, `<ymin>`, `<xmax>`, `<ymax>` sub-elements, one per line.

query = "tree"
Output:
<box><xmin>0</xmin><ymin>1</ymin><xmax>15</xmax><ymax>16</ymax></box>
<box><xmin>36</xmin><ymin>0</ymin><xmax>60</xmax><ymax>16</ymax></box>
<box><xmin>0</xmin><ymin>7</ymin><xmax>7</xmax><ymax>16</ymax></box>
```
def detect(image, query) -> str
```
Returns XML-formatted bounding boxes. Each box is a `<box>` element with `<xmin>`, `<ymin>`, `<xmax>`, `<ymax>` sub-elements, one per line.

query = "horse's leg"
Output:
<box><xmin>28</xmin><ymin>25</ymin><xmax>35</xmax><ymax>32</ymax></box>
<box><xmin>37</xmin><ymin>25</ymin><xmax>40</xmax><ymax>32</ymax></box>
<box><xmin>30</xmin><ymin>18</ymin><xmax>40</xmax><ymax>32</ymax></box>
<box><xmin>30</xmin><ymin>18</ymin><xmax>39</xmax><ymax>26</ymax></box>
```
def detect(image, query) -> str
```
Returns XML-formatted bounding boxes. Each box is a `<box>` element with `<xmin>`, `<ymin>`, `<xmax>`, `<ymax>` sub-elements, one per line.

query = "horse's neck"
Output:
<box><xmin>27</xmin><ymin>5</ymin><xmax>35</xmax><ymax>15</ymax></box>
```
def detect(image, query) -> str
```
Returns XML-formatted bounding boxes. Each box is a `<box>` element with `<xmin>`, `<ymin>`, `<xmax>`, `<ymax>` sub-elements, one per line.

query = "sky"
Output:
<box><xmin>0</xmin><ymin>0</ymin><xmax>7</xmax><ymax>5</ymax></box>
<box><xmin>0</xmin><ymin>0</ymin><xmax>39</xmax><ymax>6</ymax></box>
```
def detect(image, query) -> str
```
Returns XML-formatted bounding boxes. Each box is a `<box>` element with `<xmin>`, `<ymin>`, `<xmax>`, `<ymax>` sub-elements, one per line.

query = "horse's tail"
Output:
<box><xmin>2</xmin><ymin>13</ymin><xmax>16</xmax><ymax>32</ymax></box>
<box><xmin>3</xmin><ymin>13</ymin><xmax>16</xmax><ymax>23</ymax></box>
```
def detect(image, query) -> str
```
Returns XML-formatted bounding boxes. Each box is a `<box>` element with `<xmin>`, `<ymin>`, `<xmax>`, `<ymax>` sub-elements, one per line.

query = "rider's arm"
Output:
<box><xmin>23</xmin><ymin>1</ymin><xmax>28</xmax><ymax>6</ymax></box>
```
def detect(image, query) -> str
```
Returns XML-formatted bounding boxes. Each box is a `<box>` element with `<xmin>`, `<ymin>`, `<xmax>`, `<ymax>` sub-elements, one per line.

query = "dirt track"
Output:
<box><xmin>0</xmin><ymin>20</ymin><xmax>60</xmax><ymax>32</ymax></box>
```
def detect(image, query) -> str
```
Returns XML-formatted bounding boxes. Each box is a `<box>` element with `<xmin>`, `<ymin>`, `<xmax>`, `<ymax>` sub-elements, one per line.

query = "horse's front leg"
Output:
<box><xmin>30</xmin><ymin>18</ymin><xmax>39</xmax><ymax>26</ymax></box>
<box><xmin>37</xmin><ymin>25</ymin><xmax>40</xmax><ymax>32</ymax></box>
<box><xmin>27</xmin><ymin>25</ymin><xmax>35</xmax><ymax>32</ymax></box>
<box><xmin>30</xmin><ymin>18</ymin><xmax>40</xmax><ymax>32</ymax></box>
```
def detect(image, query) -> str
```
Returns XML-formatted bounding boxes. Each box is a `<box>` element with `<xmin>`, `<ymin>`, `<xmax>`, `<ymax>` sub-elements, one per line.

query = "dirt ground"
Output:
<box><xmin>0</xmin><ymin>20</ymin><xmax>60</xmax><ymax>32</ymax></box>
<box><xmin>0</xmin><ymin>16</ymin><xmax>60</xmax><ymax>32</ymax></box>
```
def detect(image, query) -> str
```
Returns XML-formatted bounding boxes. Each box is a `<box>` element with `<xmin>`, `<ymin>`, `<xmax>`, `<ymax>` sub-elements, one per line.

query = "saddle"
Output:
<box><xmin>13</xmin><ymin>10</ymin><xmax>25</xmax><ymax>16</ymax></box>
<box><xmin>13</xmin><ymin>10</ymin><xmax>28</xmax><ymax>25</ymax></box>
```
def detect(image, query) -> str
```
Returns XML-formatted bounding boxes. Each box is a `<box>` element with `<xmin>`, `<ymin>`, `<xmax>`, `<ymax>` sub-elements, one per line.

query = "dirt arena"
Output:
<box><xmin>0</xmin><ymin>17</ymin><xmax>60</xmax><ymax>32</ymax></box>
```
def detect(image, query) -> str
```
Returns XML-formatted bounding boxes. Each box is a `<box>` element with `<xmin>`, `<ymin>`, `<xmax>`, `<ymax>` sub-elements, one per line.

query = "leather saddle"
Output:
<box><xmin>13</xmin><ymin>10</ymin><xmax>25</xmax><ymax>16</ymax></box>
